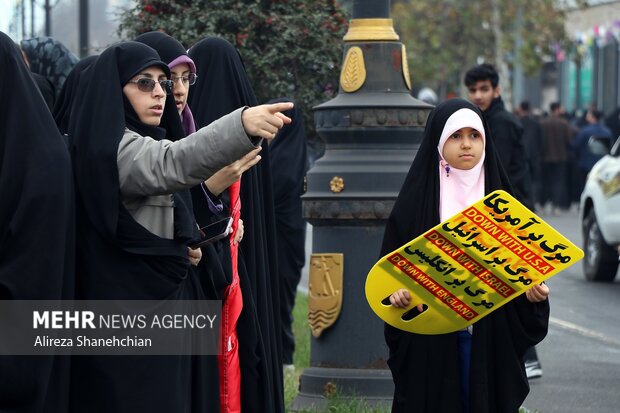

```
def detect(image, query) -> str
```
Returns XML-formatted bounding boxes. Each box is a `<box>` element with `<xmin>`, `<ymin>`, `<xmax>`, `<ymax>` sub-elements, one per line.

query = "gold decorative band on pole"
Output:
<box><xmin>343</xmin><ymin>18</ymin><xmax>400</xmax><ymax>42</ymax></box>
<box><xmin>402</xmin><ymin>44</ymin><xmax>412</xmax><ymax>90</ymax></box>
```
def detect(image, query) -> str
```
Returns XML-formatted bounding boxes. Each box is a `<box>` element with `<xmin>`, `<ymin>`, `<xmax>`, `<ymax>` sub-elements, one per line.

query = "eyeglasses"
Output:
<box><xmin>171</xmin><ymin>73</ymin><xmax>197</xmax><ymax>87</ymax></box>
<box><xmin>127</xmin><ymin>78</ymin><xmax>173</xmax><ymax>95</ymax></box>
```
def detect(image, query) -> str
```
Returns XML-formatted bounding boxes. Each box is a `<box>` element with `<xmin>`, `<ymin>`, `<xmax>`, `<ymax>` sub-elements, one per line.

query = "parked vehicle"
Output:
<box><xmin>580</xmin><ymin>135</ymin><xmax>620</xmax><ymax>281</ymax></box>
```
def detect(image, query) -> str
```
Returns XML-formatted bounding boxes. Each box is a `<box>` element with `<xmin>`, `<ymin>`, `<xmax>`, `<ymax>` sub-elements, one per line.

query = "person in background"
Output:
<box><xmin>570</xmin><ymin>109</ymin><xmax>613</xmax><ymax>195</ymax></box>
<box><xmin>52</xmin><ymin>55</ymin><xmax>98</xmax><ymax>136</ymax></box>
<box><xmin>464</xmin><ymin>63</ymin><xmax>531</xmax><ymax>209</ymax></box>
<box><xmin>604</xmin><ymin>107</ymin><xmax>620</xmax><ymax>140</ymax></box>
<box><xmin>465</xmin><ymin>64</ymin><xmax>545</xmax><ymax>380</ymax></box>
<box><xmin>267</xmin><ymin>98</ymin><xmax>309</xmax><ymax>371</ymax></box>
<box><xmin>516</xmin><ymin>101</ymin><xmax>543</xmax><ymax>211</ymax></box>
<box><xmin>539</xmin><ymin>102</ymin><xmax>574</xmax><ymax>215</ymax></box>
<box><xmin>19</xmin><ymin>36</ymin><xmax>79</xmax><ymax>101</ymax></box>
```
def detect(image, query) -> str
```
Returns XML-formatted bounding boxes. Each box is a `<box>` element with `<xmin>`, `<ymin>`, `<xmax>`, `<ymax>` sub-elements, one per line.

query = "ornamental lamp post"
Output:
<box><xmin>292</xmin><ymin>0</ymin><xmax>432</xmax><ymax>410</ymax></box>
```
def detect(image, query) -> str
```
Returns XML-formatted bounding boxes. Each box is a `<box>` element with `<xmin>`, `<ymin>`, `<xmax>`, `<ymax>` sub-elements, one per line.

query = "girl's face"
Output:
<box><xmin>441</xmin><ymin>127</ymin><xmax>484</xmax><ymax>170</ymax></box>
<box><xmin>171</xmin><ymin>63</ymin><xmax>191</xmax><ymax>115</ymax></box>
<box><xmin>122</xmin><ymin>66</ymin><xmax>168</xmax><ymax>126</ymax></box>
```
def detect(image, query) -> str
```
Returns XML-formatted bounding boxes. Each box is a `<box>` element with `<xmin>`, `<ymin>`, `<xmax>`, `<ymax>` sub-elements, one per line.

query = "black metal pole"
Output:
<box><xmin>292</xmin><ymin>0</ymin><xmax>431</xmax><ymax>410</ymax></box>
<box><xmin>44</xmin><ymin>0</ymin><xmax>51</xmax><ymax>36</ymax></box>
<box><xmin>79</xmin><ymin>0</ymin><xmax>89</xmax><ymax>58</ymax></box>
<box><xmin>21</xmin><ymin>0</ymin><xmax>25</xmax><ymax>38</ymax></box>
<box><xmin>352</xmin><ymin>0</ymin><xmax>390</xmax><ymax>19</ymax></box>
<box><xmin>31</xmin><ymin>0</ymin><xmax>35</xmax><ymax>37</ymax></box>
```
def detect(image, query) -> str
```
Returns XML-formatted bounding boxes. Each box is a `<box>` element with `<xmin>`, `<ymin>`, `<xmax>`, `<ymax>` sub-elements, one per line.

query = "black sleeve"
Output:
<box><xmin>507</xmin><ymin>121</ymin><xmax>533</xmax><ymax>209</ymax></box>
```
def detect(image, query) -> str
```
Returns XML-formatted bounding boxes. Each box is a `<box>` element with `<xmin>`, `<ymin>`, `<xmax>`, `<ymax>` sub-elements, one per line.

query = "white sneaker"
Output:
<box><xmin>525</xmin><ymin>360</ymin><xmax>543</xmax><ymax>379</ymax></box>
<box><xmin>283</xmin><ymin>364</ymin><xmax>295</xmax><ymax>375</ymax></box>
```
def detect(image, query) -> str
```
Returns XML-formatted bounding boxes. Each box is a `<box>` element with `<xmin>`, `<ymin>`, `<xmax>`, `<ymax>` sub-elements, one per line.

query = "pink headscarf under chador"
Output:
<box><xmin>437</xmin><ymin>108</ymin><xmax>486</xmax><ymax>222</ymax></box>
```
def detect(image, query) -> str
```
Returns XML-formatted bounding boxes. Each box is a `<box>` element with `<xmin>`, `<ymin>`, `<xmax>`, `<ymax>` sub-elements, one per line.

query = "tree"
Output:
<box><xmin>118</xmin><ymin>0</ymin><xmax>349</xmax><ymax>147</ymax></box>
<box><xmin>392</xmin><ymin>0</ymin><xmax>571</xmax><ymax>101</ymax></box>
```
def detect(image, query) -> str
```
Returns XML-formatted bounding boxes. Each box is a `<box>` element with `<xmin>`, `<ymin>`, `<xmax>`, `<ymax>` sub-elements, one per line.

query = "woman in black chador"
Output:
<box><xmin>188</xmin><ymin>37</ymin><xmax>285</xmax><ymax>413</ymax></box>
<box><xmin>53</xmin><ymin>55</ymin><xmax>98</xmax><ymax>136</ymax></box>
<box><xmin>0</xmin><ymin>31</ymin><xmax>74</xmax><ymax>413</ymax></box>
<box><xmin>67</xmin><ymin>40</ymin><xmax>290</xmax><ymax>412</ymax></box>
<box><xmin>381</xmin><ymin>99</ymin><xmax>550</xmax><ymax>413</ymax></box>
<box><xmin>267</xmin><ymin>97</ymin><xmax>309</xmax><ymax>367</ymax></box>
<box><xmin>20</xmin><ymin>36</ymin><xmax>79</xmax><ymax>99</ymax></box>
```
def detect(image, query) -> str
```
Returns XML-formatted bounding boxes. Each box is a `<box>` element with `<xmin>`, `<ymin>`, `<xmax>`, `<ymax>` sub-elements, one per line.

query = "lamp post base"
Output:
<box><xmin>290</xmin><ymin>367</ymin><xmax>394</xmax><ymax>412</ymax></box>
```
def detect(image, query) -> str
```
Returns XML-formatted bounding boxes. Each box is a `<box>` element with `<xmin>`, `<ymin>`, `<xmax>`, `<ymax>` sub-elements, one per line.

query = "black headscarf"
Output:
<box><xmin>135</xmin><ymin>31</ymin><xmax>188</xmax><ymax>68</ymax></box>
<box><xmin>0</xmin><ymin>30</ymin><xmax>74</xmax><ymax>413</ymax></box>
<box><xmin>69</xmin><ymin>42</ymin><xmax>192</xmax><ymax>260</ymax></box>
<box><xmin>20</xmin><ymin>36</ymin><xmax>79</xmax><ymax>98</ymax></box>
<box><xmin>268</xmin><ymin>97</ymin><xmax>309</xmax><ymax>365</ymax></box>
<box><xmin>52</xmin><ymin>55</ymin><xmax>98</xmax><ymax>135</ymax></box>
<box><xmin>134</xmin><ymin>32</ymin><xmax>199</xmax><ymax>146</ymax></box>
<box><xmin>188</xmin><ymin>37</ymin><xmax>284</xmax><ymax>413</ymax></box>
<box><xmin>67</xmin><ymin>41</ymin><xmax>202</xmax><ymax>413</ymax></box>
<box><xmin>381</xmin><ymin>99</ymin><xmax>549</xmax><ymax>413</ymax></box>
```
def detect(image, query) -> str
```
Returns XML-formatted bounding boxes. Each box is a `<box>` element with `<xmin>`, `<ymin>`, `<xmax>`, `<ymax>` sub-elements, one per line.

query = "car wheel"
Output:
<box><xmin>582</xmin><ymin>209</ymin><xmax>619</xmax><ymax>282</ymax></box>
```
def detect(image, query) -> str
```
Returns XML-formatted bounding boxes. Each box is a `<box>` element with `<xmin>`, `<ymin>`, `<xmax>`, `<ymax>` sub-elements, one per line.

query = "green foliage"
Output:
<box><xmin>117</xmin><ymin>0</ymin><xmax>348</xmax><ymax>144</ymax></box>
<box><xmin>393</xmin><ymin>0</ymin><xmax>568</xmax><ymax>96</ymax></box>
<box><xmin>284</xmin><ymin>292</ymin><xmax>309</xmax><ymax>409</ymax></box>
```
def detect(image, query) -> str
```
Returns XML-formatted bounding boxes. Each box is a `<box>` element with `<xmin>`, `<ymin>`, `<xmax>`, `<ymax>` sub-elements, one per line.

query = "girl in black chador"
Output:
<box><xmin>67</xmin><ymin>40</ymin><xmax>291</xmax><ymax>413</ymax></box>
<box><xmin>382</xmin><ymin>99</ymin><xmax>550</xmax><ymax>413</ymax></box>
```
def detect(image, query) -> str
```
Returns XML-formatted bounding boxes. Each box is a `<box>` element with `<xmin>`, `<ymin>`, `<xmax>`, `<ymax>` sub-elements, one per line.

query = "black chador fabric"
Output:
<box><xmin>188</xmin><ymin>37</ymin><xmax>284</xmax><ymax>413</ymax></box>
<box><xmin>0</xmin><ymin>31</ymin><xmax>75</xmax><ymax>413</ymax></box>
<box><xmin>53</xmin><ymin>55</ymin><xmax>98</xmax><ymax>136</ymax></box>
<box><xmin>20</xmin><ymin>36</ymin><xmax>79</xmax><ymax>98</ymax></box>
<box><xmin>135</xmin><ymin>30</ymin><xmax>222</xmax><ymax>413</ymax></box>
<box><xmin>483</xmin><ymin>96</ymin><xmax>531</xmax><ymax>209</ymax></box>
<box><xmin>381</xmin><ymin>99</ymin><xmax>549</xmax><ymax>413</ymax></box>
<box><xmin>268</xmin><ymin>97</ymin><xmax>309</xmax><ymax>365</ymax></box>
<box><xmin>31</xmin><ymin>71</ymin><xmax>55</xmax><ymax>109</ymax></box>
<box><xmin>67</xmin><ymin>41</ymin><xmax>205</xmax><ymax>413</ymax></box>
<box><xmin>135</xmin><ymin>31</ymin><xmax>187</xmax><ymax>68</ymax></box>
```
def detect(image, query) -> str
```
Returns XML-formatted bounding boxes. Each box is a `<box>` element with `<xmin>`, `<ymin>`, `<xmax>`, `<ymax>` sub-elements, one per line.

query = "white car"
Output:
<box><xmin>580</xmin><ymin>135</ymin><xmax>620</xmax><ymax>282</ymax></box>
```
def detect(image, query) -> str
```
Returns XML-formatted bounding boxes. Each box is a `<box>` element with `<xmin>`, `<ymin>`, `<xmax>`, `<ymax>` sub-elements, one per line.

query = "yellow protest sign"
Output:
<box><xmin>365</xmin><ymin>190</ymin><xmax>583</xmax><ymax>334</ymax></box>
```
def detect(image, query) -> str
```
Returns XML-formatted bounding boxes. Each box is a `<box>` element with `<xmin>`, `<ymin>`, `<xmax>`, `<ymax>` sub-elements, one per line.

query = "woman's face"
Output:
<box><xmin>441</xmin><ymin>127</ymin><xmax>484</xmax><ymax>170</ymax></box>
<box><xmin>122</xmin><ymin>66</ymin><xmax>167</xmax><ymax>126</ymax></box>
<box><xmin>171</xmin><ymin>63</ymin><xmax>191</xmax><ymax>115</ymax></box>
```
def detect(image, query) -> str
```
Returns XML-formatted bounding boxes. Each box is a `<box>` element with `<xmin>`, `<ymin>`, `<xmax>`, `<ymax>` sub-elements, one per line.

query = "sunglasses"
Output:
<box><xmin>127</xmin><ymin>78</ymin><xmax>174</xmax><ymax>95</ymax></box>
<box><xmin>171</xmin><ymin>73</ymin><xmax>197</xmax><ymax>87</ymax></box>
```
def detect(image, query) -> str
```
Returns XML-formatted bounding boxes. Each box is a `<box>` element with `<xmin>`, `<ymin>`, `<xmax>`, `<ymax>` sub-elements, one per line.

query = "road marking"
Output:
<box><xmin>550</xmin><ymin>316</ymin><xmax>620</xmax><ymax>348</ymax></box>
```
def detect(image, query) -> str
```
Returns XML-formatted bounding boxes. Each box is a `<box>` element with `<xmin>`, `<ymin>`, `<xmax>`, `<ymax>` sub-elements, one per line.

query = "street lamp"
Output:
<box><xmin>293</xmin><ymin>0</ymin><xmax>432</xmax><ymax>410</ymax></box>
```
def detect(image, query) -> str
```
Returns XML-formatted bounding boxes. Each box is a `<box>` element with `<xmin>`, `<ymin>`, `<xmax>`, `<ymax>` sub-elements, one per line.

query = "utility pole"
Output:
<box><xmin>44</xmin><ymin>0</ymin><xmax>51</xmax><ymax>36</ymax></box>
<box><xmin>31</xmin><ymin>0</ymin><xmax>35</xmax><ymax>37</ymax></box>
<box><xmin>292</xmin><ymin>0</ymin><xmax>431</xmax><ymax>410</ymax></box>
<box><xmin>21</xmin><ymin>0</ymin><xmax>26</xmax><ymax>38</ymax></box>
<box><xmin>79</xmin><ymin>0</ymin><xmax>89</xmax><ymax>57</ymax></box>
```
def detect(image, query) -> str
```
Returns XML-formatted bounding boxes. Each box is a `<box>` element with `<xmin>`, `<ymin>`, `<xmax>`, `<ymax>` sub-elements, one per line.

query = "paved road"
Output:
<box><xmin>522</xmin><ymin>209</ymin><xmax>620</xmax><ymax>413</ymax></box>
